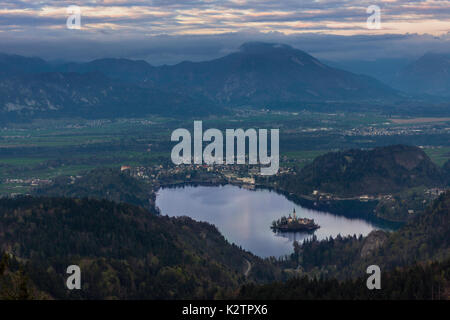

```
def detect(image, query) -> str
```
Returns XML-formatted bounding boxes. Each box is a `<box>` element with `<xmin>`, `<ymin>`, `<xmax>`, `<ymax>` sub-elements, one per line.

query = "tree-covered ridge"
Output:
<box><xmin>238</xmin><ymin>258</ymin><xmax>450</xmax><ymax>300</ymax></box>
<box><xmin>35</xmin><ymin>168</ymin><xmax>155</xmax><ymax>210</ymax></box>
<box><xmin>370</xmin><ymin>190</ymin><xmax>450</xmax><ymax>269</ymax></box>
<box><xmin>444</xmin><ymin>159</ymin><xmax>450</xmax><ymax>183</ymax></box>
<box><xmin>279</xmin><ymin>191</ymin><xmax>450</xmax><ymax>281</ymax></box>
<box><xmin>0</xmin><ymin>196</ymin><xmax>280</xmax><ymax>299</ymax></box>
<box><xmin>276</xmin><ymin>145</ymin><xmax>445</xmax><ymax>197</ymax></box>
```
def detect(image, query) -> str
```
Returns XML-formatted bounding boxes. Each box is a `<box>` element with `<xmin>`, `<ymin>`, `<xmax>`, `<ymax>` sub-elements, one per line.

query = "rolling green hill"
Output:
<box><xmin>34</xmin><ymin>168</ymin><xmax>155</xmax><ymax>210</ymax></box>
<box><xmin>277</xmin><ymin>145</ymin><xmax>445</xmax><ymax>197</ymax></box>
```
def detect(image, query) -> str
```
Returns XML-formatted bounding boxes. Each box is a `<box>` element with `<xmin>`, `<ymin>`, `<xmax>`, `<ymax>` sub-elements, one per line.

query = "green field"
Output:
<box><xmin>1</xmin><ymin>112</ymin><xmax>450</xmax><ymax>196</ymax></box>
<box><xmin>424</xmin><ymin>147</ymin><xmax>450</xmax><ymax>167</ymax></box>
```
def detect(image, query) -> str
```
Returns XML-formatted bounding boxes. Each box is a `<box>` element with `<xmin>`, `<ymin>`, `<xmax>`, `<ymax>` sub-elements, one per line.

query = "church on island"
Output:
<box><xmin>271</xmin><ymin>208</ymin><xmax>320</xmax><ymax>233</ymax></box>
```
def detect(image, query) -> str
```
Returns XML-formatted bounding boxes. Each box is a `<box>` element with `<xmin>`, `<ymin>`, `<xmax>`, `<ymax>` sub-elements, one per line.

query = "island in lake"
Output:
<box><xmin>271</xmin><ymin>208</ymin><xmax>320</xmax><ymax>233</ymax></box>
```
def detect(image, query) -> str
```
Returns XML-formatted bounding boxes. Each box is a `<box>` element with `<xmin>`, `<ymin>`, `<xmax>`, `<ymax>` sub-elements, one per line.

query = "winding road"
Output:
<box><xmin>244</xmin><ymin>259</ymin><xmax>252</xmax><ymax>277</ymax></box>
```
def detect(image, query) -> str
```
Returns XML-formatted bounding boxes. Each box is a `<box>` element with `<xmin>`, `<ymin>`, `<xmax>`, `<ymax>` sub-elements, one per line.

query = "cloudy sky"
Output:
<box><xmin>0</xmin><ymin>0</ymin><xmax>449</xmax><ymax>64</ymax></box>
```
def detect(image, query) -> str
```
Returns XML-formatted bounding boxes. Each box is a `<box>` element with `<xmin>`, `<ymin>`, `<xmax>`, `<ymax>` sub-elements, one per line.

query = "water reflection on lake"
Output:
<box><xmin>155</xmin><ymin>185</ymin><xmax>386</xmax><ymax>258</ymax></box>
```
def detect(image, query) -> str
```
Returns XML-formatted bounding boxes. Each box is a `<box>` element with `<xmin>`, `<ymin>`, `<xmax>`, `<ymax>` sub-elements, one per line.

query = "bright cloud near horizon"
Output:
<box><xmin>0</xmin><ymin>0</ymin><xmax>448</xmax><ymax>36</ymax></box>
<box><xmin>0</xmin><ymin>0</ymin><xmax>449</xmax><ymax>63</ymax></box>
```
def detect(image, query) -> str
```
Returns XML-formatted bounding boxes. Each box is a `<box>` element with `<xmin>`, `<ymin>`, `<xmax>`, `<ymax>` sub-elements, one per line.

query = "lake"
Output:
<box><xmin>155</xmin><ymin>184</ymin><xmax>387</xmax><ymax>258</ymax></box>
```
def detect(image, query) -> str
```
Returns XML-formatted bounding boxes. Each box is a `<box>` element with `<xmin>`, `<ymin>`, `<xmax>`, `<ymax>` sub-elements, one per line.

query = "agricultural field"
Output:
<box><xmin>1</xmin><ymin>111</ymin><xmax>450</xmax><ymax>196</ymax></box>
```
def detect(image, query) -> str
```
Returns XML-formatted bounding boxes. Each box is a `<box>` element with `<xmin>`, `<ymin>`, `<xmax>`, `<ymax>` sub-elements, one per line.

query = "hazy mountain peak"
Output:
<box><xmin>0</xmin><ymin>52</ymin><xmax>50</xmax><ymax>76</ymax></box>
<box><xmin>236</xmin><ymin>42</ymin><xmax>327</xmax><ymax>70</ymax></box>
<box><xmin>421</xmin><ymin>51</ymin><xmax>450</xmax><ymax>59</ymax></box>
<box><xmin>239</xmin><ymin>42</ymin><xmax>294</xmax><ymax>53</ymax></box>
<box><xmin>395</xmin><ymin>51</ymin><xmax>450</xmax><ymax>96</ymax></box>
<box><xmin>410</xmin><ymin>52</ymin><xmax>450</xmax><ymax>70</ymax></box>
<box><xmin>0</xmin><ymin>52</ymin><xmax>45</xmax><ymax>62</ymax></box>
<box><xmin>87</xmin><ymin>57</ymin><xmax>153</xmax><ymax>68</ymax></box>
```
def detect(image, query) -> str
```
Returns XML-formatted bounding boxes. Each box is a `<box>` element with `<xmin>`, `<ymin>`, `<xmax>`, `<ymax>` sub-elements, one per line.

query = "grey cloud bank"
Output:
<box><xmin>0</xmin><ymin>0</ymin><xmax>448</xmax><ymax>63</ymax></box>
<box><xmin>1</xmin><ymin>32</ymin><xmax>449</xmax><ymax>65</ymax></box>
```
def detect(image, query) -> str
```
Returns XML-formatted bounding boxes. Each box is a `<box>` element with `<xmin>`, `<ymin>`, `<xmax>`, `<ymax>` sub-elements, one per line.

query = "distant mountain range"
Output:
<box><xmin>143</xmin><ymin>42</ymin><xmax>401</xmax><ymax>106</ymax></box>
<box><xmin>324</xmin><ymin>58</ymin><xmax>411</xmax><ymax>87</ymax></box>
<box><xmin>0</xmin><ymin>71</ymin><xmax>215</xmax><ymax>120</ymax></box>
<box><xmin>0</xmin><ymin>42</ymin><xmax>408</xmax><ymax>121</ymax></box>
<box><xmin>327</xmin><ymin>53</ymin><xmax>450</xmax><ymax>98</ymax></box>
<box><xmin>394</xmin><ymin>53</ymin><xmax>450</xmax><ymax>97</ymax></box>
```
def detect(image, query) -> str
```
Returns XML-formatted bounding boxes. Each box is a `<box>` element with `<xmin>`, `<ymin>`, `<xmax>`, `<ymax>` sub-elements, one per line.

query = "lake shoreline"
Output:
<box><xmin>157</xmin><ymin>181</ymin><xmax>403</xmax><ymax>230</ymax></box>
<box><xmin>155</xmin><ymin>184</ymin><xmax>395</xmax><ymax>258</ymax></box>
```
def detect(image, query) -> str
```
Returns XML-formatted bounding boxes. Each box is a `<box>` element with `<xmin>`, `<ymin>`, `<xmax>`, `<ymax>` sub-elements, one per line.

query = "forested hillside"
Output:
<box><xmin>0</xmin><ymin>253</ymin><xmax>44</xmax><ymax>300</ymax></box>
<box><xmin>238</xmin><ymin>258</ymin><xmax>450</xmax><ymax>300</ymax></box>
<box><xmin>238</xmin><ymin>190</ymin><xmax>450</xmax><ymax>300</ymax></box>
<box><xmin>35</xmin><ymin>168</ymin><xmax>155</xmax><ymax>210</ymax></box>
<box><xmin>0</xmin><ymin>190</ymin><xmax>448</xmax><ymax>299</ymax></box>
<box><xmin>275</xmin><ymin>145</ymin><xmax>445</xmax><ymax>197</ymax></box>
<box><xmin>280</xmin><ymin>191</ymin><xmax>450</xmax><ymax>281</ymax></box>
<box><xmin>0</xmin><ymin>197</ymin><xmax>281</xmax><ymax>299</ymax></box>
